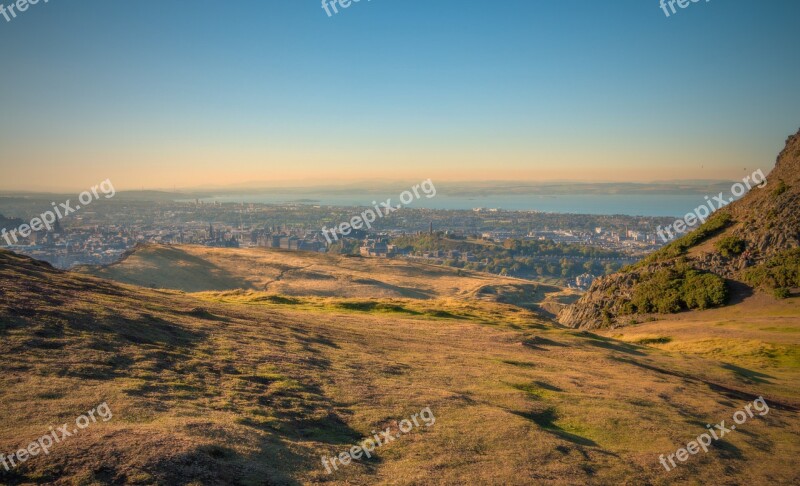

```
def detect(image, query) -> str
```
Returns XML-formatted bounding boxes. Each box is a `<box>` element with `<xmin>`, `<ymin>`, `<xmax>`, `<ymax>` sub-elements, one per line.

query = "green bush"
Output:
<box><xmin>774</xmin><ymin>288</ymin><xmax>790</xmax><ymax>299</ymax></box>
<box><xmin>715</xmin><ymin>236</ymin><xmax>746</xmax><ymax>258</ymax></box>
<box><xmin>629</xmin><ymin>271</ymin><xmax>683</xmax><ymax>313</ymax></box>
<box><xmin>682</xmin><ymin>271</ymin><xmax>728</xmax><ymax>309</ymax></box>
<box><xmin>623</xmin><ymin>266</ymin><xmax>727</xmax><ymax>315</ymax></box>
<box><xmin>744</xmin><ymin>248</ymin><xmax>800</xmax><ymax>290</ymax></box>
<box><xmin>773</xmin><ymin>179</ymin><xmax>788</xmax><ymax>197</ymax></box>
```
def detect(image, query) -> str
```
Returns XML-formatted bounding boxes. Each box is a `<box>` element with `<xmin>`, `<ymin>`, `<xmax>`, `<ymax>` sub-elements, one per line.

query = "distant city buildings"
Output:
<box><xmin>575</xmin><ymin>273</ymin><xmax>597</xmax><ymax>289</ymax></box>
<box><xmin>251</xmin><ymin>229</ymin><xmax>326</xmax><ymax>252</ymax></box>
<box><xmin>359</xmin><ymin>239</ymin><xmax>397</xmax><ymax>257</ymax></box>
<box><xmin>0</xmin><ymin>199</ymin><xmax>670</xmax><ymax>272</ymax></box>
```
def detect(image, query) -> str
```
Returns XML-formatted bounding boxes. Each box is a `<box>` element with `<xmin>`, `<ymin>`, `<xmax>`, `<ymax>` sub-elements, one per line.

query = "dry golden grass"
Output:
<box><xmin>602</xmin><ymin>292</ymin><xmax>800</xmax><ymax>404</ymax></box>
<box><xmin>78</xmin><ymin>244</ymin><xmax>540</xmax><ymax>300</ymax></box>
<box><xmin>3</xmin><ymin>248</ymin><xmax>800</xmax><ymax>485</ymax></box>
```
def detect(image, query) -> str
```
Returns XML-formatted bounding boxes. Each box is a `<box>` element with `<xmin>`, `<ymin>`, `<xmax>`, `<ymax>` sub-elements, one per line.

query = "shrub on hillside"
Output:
<box><xmin>629</xmin><ymin>270</ymin><xmax>683</xmax><ymax>313</ymax></box>
<box><xmin>715</xmin><ymin>236</ymin><xmax>746</xmax><ymax>258</ymax></box>
<box><xmin>682</xmin><ymin>271</ymin><xmax>728</xmax><ymax>309</ymax></box>
<box><xmin>774</xmin><ymin>288</ymin><xmax>790</xmax><ymax>299</ymax></box>
<box><xmin>773</xmin><ymin>179</ymin><xmax>788</xmax><ymax>197</ymax></box>
<box><xmin>744</xmin><ymin>248</ymin><xmax>800</xmax><ymax>290</ymax></box>
<box><xmin>622</xmin><ymin>266</ymin><xmax>727</xmax><ymax>315</ymax></box>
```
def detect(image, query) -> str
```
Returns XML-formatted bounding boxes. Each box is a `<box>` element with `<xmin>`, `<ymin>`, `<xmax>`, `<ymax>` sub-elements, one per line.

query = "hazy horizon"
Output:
<box><xmin>0</xmin><ymin>177</ymin><xmax>763</xmax><ymax>194</ymax></box>
<box><xmin>1</xmin><ymin>0</ymin><xmax>799</xmax><ymax>191</ymax></box>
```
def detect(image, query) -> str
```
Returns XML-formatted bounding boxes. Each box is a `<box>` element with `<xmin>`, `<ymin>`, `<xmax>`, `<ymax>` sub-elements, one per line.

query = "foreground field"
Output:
<box><xmin>2</xmin><ymin>248</ymin><xmax>799</xmax><ymax>485</ymax></box>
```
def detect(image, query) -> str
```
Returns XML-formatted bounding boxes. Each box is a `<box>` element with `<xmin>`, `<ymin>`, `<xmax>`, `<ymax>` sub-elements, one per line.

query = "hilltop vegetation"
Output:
<box><xmin>628</xmin><ymin>213</ymin><xmax>733</xmax><ymax>270</ymax></box>
<box><xmin>623</xmin><ymin>264</ymin><xmax>728</xmax><ymax>315</ymax></box>
<box><xmin>560</xmin><ymin>129</ymin><xmax>800</xmax><ymax>329</ymax></box>
<box><xmin>390</xmin><ymin>234</ymin><xmax>626</xmax><ymax>279</ymax></box>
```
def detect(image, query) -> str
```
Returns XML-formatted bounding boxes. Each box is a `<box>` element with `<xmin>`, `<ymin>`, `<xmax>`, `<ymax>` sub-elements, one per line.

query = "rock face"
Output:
<box><xmin>555</xmin><ymin>272</ymin><xmax>639</xmax><ymax>330</ymax></box>
<box><xmin>558</xmin><ymin>129</ymin><xmax>800</xmax><ymax>329</ymax></box>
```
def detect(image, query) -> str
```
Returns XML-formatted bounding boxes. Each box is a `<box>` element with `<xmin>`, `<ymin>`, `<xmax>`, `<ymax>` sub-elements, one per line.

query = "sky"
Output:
<box><xmin>0</xmin><ymin>0</ymin><xmax>799</xmax><ymax>191</ymax></box>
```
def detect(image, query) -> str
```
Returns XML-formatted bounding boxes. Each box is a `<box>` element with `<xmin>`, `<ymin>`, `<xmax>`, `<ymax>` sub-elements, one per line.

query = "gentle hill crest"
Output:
<box><xmin>76</xmin><ymin>243</ymin><xmax>569</xmax><ymax>306</ymax></box>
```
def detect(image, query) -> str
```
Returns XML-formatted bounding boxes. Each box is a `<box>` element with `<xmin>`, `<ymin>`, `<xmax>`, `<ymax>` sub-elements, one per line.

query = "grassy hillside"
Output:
<box><xmin>2</xmin><ymin>249</ymin><xmax>800</xmax><ymax>485</ymax></box>
<box><xmin>77</xmin><ymin>244</ymin><xmax>549</xmax><ymax>299</ymax></box>
<box><xmin>76</xmin><ymin>243</ymin><xmax>580</xmax><ymax>315</ymax></box>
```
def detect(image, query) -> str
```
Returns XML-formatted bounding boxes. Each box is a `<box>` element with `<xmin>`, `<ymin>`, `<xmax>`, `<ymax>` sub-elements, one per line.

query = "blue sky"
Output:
<box><xmin>0</xmin><ymin>0</ymin><xmax>798</xmax><ymax>190</ymax></box>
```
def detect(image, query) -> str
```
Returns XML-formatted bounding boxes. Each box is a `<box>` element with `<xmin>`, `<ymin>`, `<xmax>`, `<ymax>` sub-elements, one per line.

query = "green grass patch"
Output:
<box><xmin>715</xmin><ymin>236</ymin><xmax>746</xmax><ymax>258</ymax></box>
<box><xmin>334</xmin><ymin>301</ymin><xmax>421</xmax><ymax>315</ymax></box>
<box><xmin>635</xmin><ymin>337</ymin><xmax>673</xmax><ymax>345</ymax></box>
<box><xmin>501</xmin><ymin>360</ymin><xmax>536</xmax><ymax>368</ymax></box>
<box><xmin>250</xmin><ymin>295</ymin><xmax>302</xmax><ymax>305</ymax></box>
<box><xmin>509</xmin><ymin>382</ymin><xmax>558</xmax><ymax>399</ymax></box>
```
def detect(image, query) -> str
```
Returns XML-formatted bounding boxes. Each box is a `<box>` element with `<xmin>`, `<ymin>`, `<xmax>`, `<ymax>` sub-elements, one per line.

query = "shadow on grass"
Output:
<box><xmin>534</xmin><ymin>380</ymin><xmax>563</xmax><ymax>392</ymax></box>
<box><xmin>522</xmin><ymin>336</ymin><xmax>567</xmax><ymax>351</ymax></box>
<box><xmin>336</xmin><ymin>301</ymin><xmax>421</xmax><ymax>315</ymax></box>
<box><xmin>178</xmin><ymin>306</ymin><xmax>233</xmax><ymax>322</ymax></box>
<box><xmin>726</xmin><ymin>280</ymin><xmax>755</xmax><ymax>306</ymax></box>
<box><xmin>721</xmin><ymin>363</ymin><xmax>774</xmax><ymax>384</ymax></box>
<box><xmin>577</xmin><ymin>332</ymin><xmax>645</xmax><ymax>356</ymax></box>
<box><xmin>351</xmin><ymin>278</ymin><xmax>434</xmax><ymax>299</ymax></box>
<box><xmin>293</xmin><ymin>331</ymin><xmax>341</xmax><ymax>349</ymax></box>
<box><xmin>710</xmin><ymin>436</ymin><xmax>745</xmax><ymax>460</ymax></box>
<box><xmin>512</xmin><ymin>408</ymin><xmax>597</xmax><ymax>446</ymax></box>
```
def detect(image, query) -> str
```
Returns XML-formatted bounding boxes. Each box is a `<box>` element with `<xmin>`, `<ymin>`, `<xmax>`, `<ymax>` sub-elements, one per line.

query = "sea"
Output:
<box><xmin>190</xmin><ymin>193</ymin><xmax>720</xmax><ymax>218</ymax></box>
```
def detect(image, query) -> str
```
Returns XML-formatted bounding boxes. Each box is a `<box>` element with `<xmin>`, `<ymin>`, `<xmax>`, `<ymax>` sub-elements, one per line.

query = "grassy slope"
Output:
<box><xmin>77</xmin><ymin>243</ymin><xmax>579</xmax><ymax>314</ymax></box>
<box><xmin>2</xmin><ymin>249</ymin><xmax>800</xmax><ymax>485</ymax></box>
<box><xmin>601</xmin><ymin>293</ymin><xmax>800</xmax><ymax>403</ymax></box>
<box><xmin>78</xmin><ymin>244</ymin><xmax>548</xmax><ymax>299</ymax></box>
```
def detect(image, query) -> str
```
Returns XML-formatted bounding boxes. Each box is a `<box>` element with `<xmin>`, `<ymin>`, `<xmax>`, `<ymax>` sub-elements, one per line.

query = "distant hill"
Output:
<box><xmin>559</xmin><ymin>129</ymin><xmax>800</xmax><ymax>329</ymax></box>
<box><xmin>76</xmin><ymin>243</ymin><xmax>565</xmax><ymax>302</ymax></box>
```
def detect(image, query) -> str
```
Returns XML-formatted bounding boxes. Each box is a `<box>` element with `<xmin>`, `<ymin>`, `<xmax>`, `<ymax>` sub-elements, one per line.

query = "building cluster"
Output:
<box><xmin>2</xmin><ymin>224</ymin><xmax>134</xmax><ymax>268</ymax></box>
<box><xmin>404</xmin><ymin>249</ymin><xmax>478</xmax><ymax>264</ymax></box>
<box><xmin>521</xmin><ymin>227</ymin><xmax>658</xmax><ymax>250</ymax></box>
<box><xmin>359</xmin><ymin>239</ymin><xmax>399</xmax><ymax>257</ymax></box>
<box><xmin>0</xmin><ymin>199</ymin><xmax>670</xmax><ymax>270</ymax></box>
<box><xmin>251</xmin><ymin>228</ymin><xmax>326</xmax><ymax>252</ymax></box>
<box><xmin>573</xmin><ymin>273</ymin><xmax>598</xmax><ymax>290</ymax></box>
